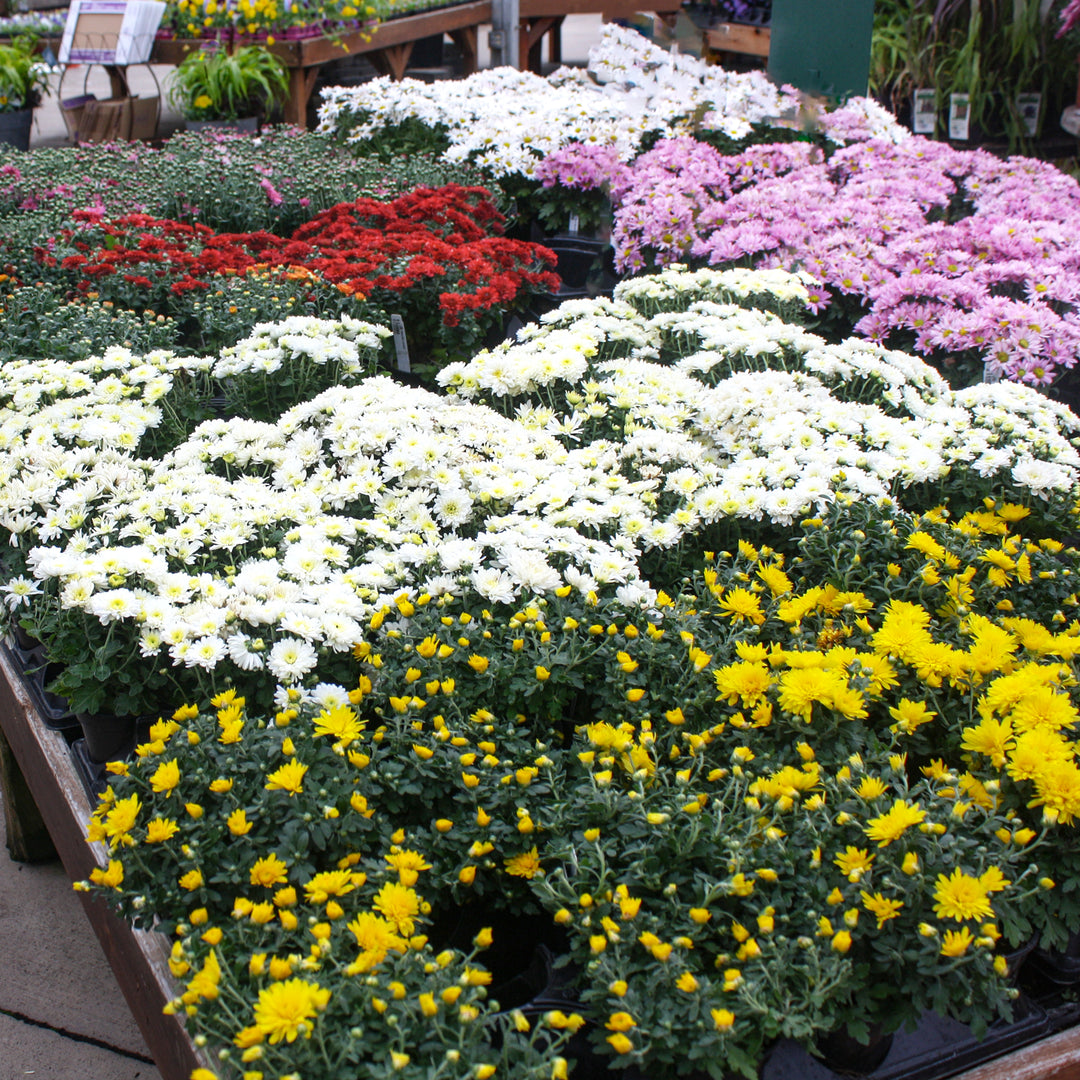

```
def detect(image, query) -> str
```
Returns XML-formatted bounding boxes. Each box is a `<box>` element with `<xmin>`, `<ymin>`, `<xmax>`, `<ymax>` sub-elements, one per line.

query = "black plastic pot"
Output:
<box><xmin>10</xmin><ymin>624</ymin><xmax>41</xmax><ymax>652</ymax></box>
<box><xmin>70</xmin><ymin>737</ymin><xmax>109</xmax><ymax>801</ymax></box>
<box><xmin>0</xmin><ymin>107</ymin><xmax>33</xmax><ymax>151</ymax></box>
<box><xmin>814</xmin><ymin>1024</ymin><xmax>893</xmax><ymax>1077</ymax></box>
<box><xmin>76</xmin><ymin>711</ymin><xmax>138</xmax><ymax>764</ymax></box>
<box><xmin>2</xmin><ymin>638</ymin><xmax>77</xmax><ymax>731</ymax></box>
<box><xmin>1027</xmin><ymin>933</ymin><xmax>1080</xmax><ymax>986</ymax></box>
<box><xmin>1000</xmin><ymin>936</ymin><xmax>1039</xmax><ymax>982</ymax></box>
<box><xmin>543</xmin><ymin>234</ymin><xmax>618</xmax><ymax>299</ymax></box>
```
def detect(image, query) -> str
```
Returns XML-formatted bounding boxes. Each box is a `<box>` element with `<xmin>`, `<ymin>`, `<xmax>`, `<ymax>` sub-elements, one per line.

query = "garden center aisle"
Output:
<box><xmin>26</xmin><ymin>15</ymin><xmax>607</xmax><ymax>148</ymax></box>
<box><xmin>0</xmin><ymin>802</ymin><xmax>160</xmax><ymax>1080</ymax></box>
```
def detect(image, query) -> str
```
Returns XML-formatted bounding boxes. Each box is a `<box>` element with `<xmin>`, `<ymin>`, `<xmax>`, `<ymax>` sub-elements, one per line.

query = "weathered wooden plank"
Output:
<box><xmin>519</xmin><ymin>0</ymin><xmax>679</xmax><ymax>18</ymax></box>
<box><xmin>0</xmin><ymin>720</ymin><xmax>54</xmax><ymax>862</ymax></box>
<box><xmin>949</xmin><ymin>1024</ymin><xmax>1080</xmax><ymax>1080</ymax></box>
<box><xmin>0</xmin><ymin>649</ymin><xmax>204</xmax><ymax>1080</ymax></box>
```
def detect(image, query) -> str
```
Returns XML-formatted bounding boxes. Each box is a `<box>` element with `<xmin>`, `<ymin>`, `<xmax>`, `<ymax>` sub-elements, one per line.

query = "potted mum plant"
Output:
<box><xmin>0</xmin><ymin>35</ymin><xmax>50</xmax><ymax>150</ymax></box>
<box><xmin>167</xmin><ymin>44</ymin><xmax>290</xmax><ymax>132</ymax></box>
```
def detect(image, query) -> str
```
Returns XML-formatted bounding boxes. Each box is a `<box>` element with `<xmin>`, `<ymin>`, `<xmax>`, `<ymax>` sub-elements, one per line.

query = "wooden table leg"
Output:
<box><xmin>369</xmin><ymin>43</ymin><xmax>415</xmax><ymax>80</ymax></box>
<box><xmin>285</xmin><ymin>65</ymin><xmax>320</xmax><ymax>129</ymax></box>
<box><xmin>0</xmin><ymin>722</ymin><xmax>55</xmax><ymax>863</ymax></box>
<box><xmin>449</xmin><ymin>25</ymin><xmax>479</xmax><ymax>75</ymax></box>
<box><xmin>548</xmin><ymin>15</ymin><xmax>563</xmax><ymax>67</ymax></box>
<box><xmin>520</xmin><ymin>16</ymin><xmax>560</xmax><ymax>74</ymax></box>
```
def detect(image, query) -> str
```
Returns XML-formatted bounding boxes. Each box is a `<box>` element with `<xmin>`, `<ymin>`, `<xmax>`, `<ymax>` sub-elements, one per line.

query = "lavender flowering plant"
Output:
<box><xmin>553</xmin><ymin>130</ymin><xmax>1080</xmax><ymax>391</ymax></box>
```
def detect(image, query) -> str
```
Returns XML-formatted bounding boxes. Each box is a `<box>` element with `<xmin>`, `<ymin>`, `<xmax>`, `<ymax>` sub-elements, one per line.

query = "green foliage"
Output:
<box><xmin>168</xmin><ymin>45</ymin><xmax>291</xmax><ymax>121</ymax></box>
<box><xmin>0</xmin><ymin>34</ymin><xmax>48</xmax><ymax>112</ymax></box>
<box><xmin>872</xmin><ymin>0</ymin><xmax>1080</xmax><ymax>149</ymax></box>
<box><xmin>0</xmin><ymin>284</ymin><xmax>178</xmax><ymax>363</ymax></box>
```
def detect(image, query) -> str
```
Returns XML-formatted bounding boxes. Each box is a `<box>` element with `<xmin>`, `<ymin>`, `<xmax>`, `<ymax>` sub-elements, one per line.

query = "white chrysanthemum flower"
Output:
<box><xmin>0</xmin><ymin>576</ymin><xmax>41</xmax><ymax>609</ymax></box>
<box><xmin>267</xmin><ymin>637</ymin><xmax>320</xmax><ymax>683</ymax></box>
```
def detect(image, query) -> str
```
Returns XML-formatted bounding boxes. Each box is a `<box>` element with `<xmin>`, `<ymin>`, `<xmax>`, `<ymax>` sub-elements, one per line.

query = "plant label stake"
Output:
<box><xmin>1016</xmin><ymin>93</ymin><xmax>1041</xmax><ymax>138</ymax></box>
<box><xmin>912</xmin><ymin>89</ymin><xmax>936</xmax><ymax>135</ymax></box>
<box><xmin>568</xmin><ymin>213</ymin><xmax>580</xmax><ymax>235</ymax></box>
<box><xmin>391</xmin><ymin>314</ymin><xmax>410</xmax><ymax>373</ymax></box>
<box><xmin>949</xmin><ymin>93</ymin><xmax>971</xmax><ymax>141</ymax></box>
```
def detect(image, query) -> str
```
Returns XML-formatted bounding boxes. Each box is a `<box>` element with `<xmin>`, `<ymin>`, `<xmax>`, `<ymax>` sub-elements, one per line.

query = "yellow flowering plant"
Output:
<box><xmin>534</xmin><ymin>742</ymin><xmax>1041</xmax><ymax>1077</ymax></box>
<box><xmin>78</xmin><ymin>494</ymin><xmax>1080</xmax><ymax>1078</ymax></box>
<box><xmin>794</xmin><ymin>497</ymin><xmax>1080</xmax><ymax>947</ymax></box>
<box><xmin>164</xmin><ymin>0</ymin><xmax>375</xmax><ymax>38</ymax></box>
<box><xmin>77</xmin><ymin>692</ymin><xmax>579</xmax><ymax>1080</ymax></box>
<box><xmin>160</xmin><ymin>862</ymin><xmax>575</xmax><ymax>1080</ymax></box>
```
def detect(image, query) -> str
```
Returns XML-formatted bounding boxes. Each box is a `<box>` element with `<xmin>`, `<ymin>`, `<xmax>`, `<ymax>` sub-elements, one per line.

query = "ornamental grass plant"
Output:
<box><xmin>168</xmin><ymin>46</ymin><xmax>291</xmax><ymax>123</ymax></box>
<box><xmin>0</xmin><ymin>35</ymin><xmax>50</xmax><ymax>112</ymax></box>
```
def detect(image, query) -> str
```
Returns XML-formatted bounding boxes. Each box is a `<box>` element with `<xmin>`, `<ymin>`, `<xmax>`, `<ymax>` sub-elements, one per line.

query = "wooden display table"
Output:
<box><xmin>152</xmin><ymin>0</ymin><xmax>492</xmax><ymax>127</ymax></box>
<box><xmin>518</xmin><ymin>0</ymin><xmax>681</xmax><ymax>73</ymax></box>
<box><xmin>3</xmin><ymin>645</ymin><xmax>1080</xmax><ymax>1080</ymax></box>
<box><xmin>704</xmin><ymin>20</ymin><xmax>770</xmax><ymax>59</ymax></box>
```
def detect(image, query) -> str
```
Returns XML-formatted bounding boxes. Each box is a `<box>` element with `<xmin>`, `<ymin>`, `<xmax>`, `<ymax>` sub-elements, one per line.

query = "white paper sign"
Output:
<box><xmin>59</xmin><ymin>0</ymin><xmax>165</xmax><ymax>66</ymax></box>
<box><xmin>390</xmin><ymin>314</ymin><xmax>410</xmax><ymax>373</ymax></box>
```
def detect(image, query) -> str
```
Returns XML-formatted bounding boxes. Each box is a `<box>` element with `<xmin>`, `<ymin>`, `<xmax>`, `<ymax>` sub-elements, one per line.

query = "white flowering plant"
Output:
<box><xmin>439</xmin><ymin>266</ymin><xmax>1080</xmax><ymax>555</ymax></box>
<box><xmin>7</xmin><ymin>268</ymin><xmax>1080</xmax><ymax>725</ymax></box>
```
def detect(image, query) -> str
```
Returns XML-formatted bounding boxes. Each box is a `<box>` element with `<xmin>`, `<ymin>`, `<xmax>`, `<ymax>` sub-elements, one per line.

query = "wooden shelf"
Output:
<box><xmin>152</xmin><ymin>1</ymin><xmax>492</xmax><ymax>126</ymax></box>
<box><xmin>516</xmin><ymin>0</ymin><xmax>681</xmax><ymax>73</ymax></box>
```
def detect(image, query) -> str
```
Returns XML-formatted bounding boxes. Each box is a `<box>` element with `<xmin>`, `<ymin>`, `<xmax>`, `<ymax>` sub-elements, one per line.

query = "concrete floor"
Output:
<box><xmin>0</xmin><ymin>798</ymin><xmax>161</xmax><ymax>1080</ymax></box>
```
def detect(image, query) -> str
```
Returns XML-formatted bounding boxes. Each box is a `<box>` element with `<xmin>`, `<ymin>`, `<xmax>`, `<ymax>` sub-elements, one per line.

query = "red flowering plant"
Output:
<box><xmin>44</xmin><ymin>186</ymin><xmax>560</xmax><ymax>378</ymax></box>
<box><xmin>284</xmin><ymin>186</ymin><xmax>559</xmax><ymax>365</ymax></box>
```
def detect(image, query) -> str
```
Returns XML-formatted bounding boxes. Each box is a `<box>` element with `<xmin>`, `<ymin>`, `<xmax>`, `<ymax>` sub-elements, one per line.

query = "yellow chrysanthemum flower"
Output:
<box><xmin>864</xmin><ymin>799</ymin><xmax>927</xmax><ymax>847</ymax></box>
<box><xmin>251</xmin><ymin>978</ymin><xmax>330</xmax><ymax>1044</ymax></box>
<box><xmin>265</xmin><ymin>759</ymin><xmax>308</xmax><ymax>795</ymax></box>
<box><xmin>933</xmin><ymin>869</ymin><xmax>994</xmax><ymax>922</ymax></box>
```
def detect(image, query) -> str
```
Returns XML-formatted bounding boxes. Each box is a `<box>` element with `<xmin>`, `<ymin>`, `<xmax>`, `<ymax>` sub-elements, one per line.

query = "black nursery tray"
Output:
<box><xmin>1</xmin><ymin>638</ymin><xmax>78</xmax><ymax>732</ymax></box>
<box><xmin>70</xmin><ymin>737</ymin><xmax>109</xmax><ymax>803</ymax></box>
<box><xmin>762</xmin><ymin>998</ymin><xmax>1053</xmax><ymax>1080</ymax></box>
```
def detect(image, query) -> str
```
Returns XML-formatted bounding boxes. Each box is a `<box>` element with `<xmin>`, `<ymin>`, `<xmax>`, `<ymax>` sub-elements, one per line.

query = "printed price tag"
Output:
<box><xmin>912</xmin><ymin>89</ymin><xmax>936</xmax><ymax>135</ymax></box>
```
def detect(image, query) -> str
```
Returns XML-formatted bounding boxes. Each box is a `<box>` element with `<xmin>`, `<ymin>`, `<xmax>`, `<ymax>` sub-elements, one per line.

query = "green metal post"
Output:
<box><xmin>767</xmin><ymin>0</ymin><xmax>876</xmax><ymax>102</ymax></box>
